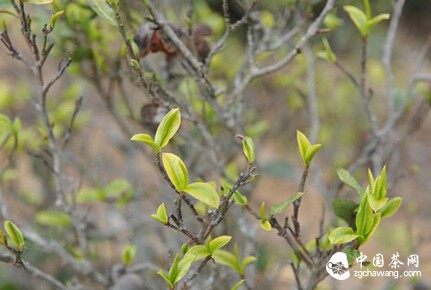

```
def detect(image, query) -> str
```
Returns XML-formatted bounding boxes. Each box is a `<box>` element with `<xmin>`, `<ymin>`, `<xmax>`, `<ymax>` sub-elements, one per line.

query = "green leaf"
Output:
<box><xmin>212</xmin><ymin>250</ymin><xmax>239</xmax><ymax>273</ymax></box>
<box><xmin>162</xmin><ymin>153</ymin><xmax>189</xmax><ymax>192</ymax></box>
<box><xmin>304</xmin><ymin>144</ymin><xmax>322</xmax><ymax>165</ymax></box>
<box><xmin>237</xmin><ymin>135</ymin><xmax>255</xmax><ymax>164</ymax></box>
<box><xmin>35</xmin><ymin>211</ymin><xmax>71</xmax><ymax>228</ymax></box>
<box><xmin>183</xmin><ymin>182</ymin><xmax>219</xmax><ymax>208</ymax></box>
<box><xmin>50</xmin><ymin>10</ymin><xmax>64</xmax><ymax>28</ymax></box>
<box><xmin>131</xmin><ymin>133</ymin><xmax>161</xmax><ymax>153</ymax></box>
<box><xmin>4</xmin><ymin>221</ymin><xmax>25</xmax><ymax>252</ymax></box>
<box><xmin>296</xmin><ymin>130</ymin><xmax>310</xmax><ymax>164</ymax></box>
<box><xmin>240</xmin><ymin>256</ymin><xmax>256</xmax><ymax>275</ymax></box>
<box><xmin>368</xmin><ymin>195</ymin><xmax>388</xmax><ymax>212</ymax></box>
<box><xmin>76</xmin><ymin>187</ymin><xmax>103</xmax><ymax>203</ymax></box>
<box><xmin>88</xmin><ymin>0</ymin><xmax>118</xmax><ymax>27</ymax></box>
<box><xmin>344</xmin><ymin>5</ymin><xmax>368</xmax><ymax>38</ymax></box>
<box><xmin>356</xmin><ymin>195</ymin><xmax>374</xmax><ymax>236</ymax></box>
<box><xmin>363</xmin><ymin>0</ymin><xmax>371</xmax><ymax>19</ymax></box>
<box><xmin>121</xmin><ymin>244</ymin><xmax>137</xmax><ymax>266</ymax></box>
<box><xmin>336</xmin><ymin>168</ymin><xmax>364</xmax><ymax>197</ymax></box>
<box><xmin>174</xmin><ymin>255</ymin><xmax>196</xmax><ymax>284</ymax></box>
<box><xmin>231</xmin><ymin>280</ymin><xmax>245</xmax><ymax>290</ymax></box>
<box><xmin>332</xmin><ymin>198</ymin><xmax>358</xmax><ymax>225</ymax></box>
<box><xmin>328</xmin><ymin>227</ymin><xmax>360</xmax><ymax>244</ymax></box>
<box><xmin>185</xmin><ymin>245</ymin><xmax>210</xmax><ymax>261</ymax></box>
<box><xmin>151</xmin><ymin>203</ymin><xmax>168</xmax><ymax>224</ymax></box>
<box><xmin>232</xmin><ymin>191</ymin><xmax>248</xmax><ymax>206</ymax></box>
<box><xmin>154</xmin><ymin>108</ymin><xmax>181</xmax><ymax>149</ymax></box>
<box><xmin>103</xmin><ymin>179</ymin><xmax>130</xmax><ymax>198</ymax></box>
<box><xmin>21</xmin><ymin>0</ymin><xmax>53</xmax><ymax>4</ymax></box>
<box><xmin>168</xmin><ymin>254</ymin><xmax>180</xmax><ymax>282</ymax></box>
<box><xmin>367</xmin><ymin>13</ymin><xmax>390</xmax><ymax>29</ymax></box>
<box><xmin>379</xmin><ymin>197</ymin><xmax>402</xmax><ymax>219</ymax></box>
<box><xmin>157</xmin><ymin>270</ymin><xmax>174</xmax><ymax>288</ymax></box>
<box><xmin>269</xmin><ymin>192</ymin><xmax>304</xmax><ymax>216</ymax></box>
<box><xmin>260</xmin><ymin>220</ymin><xmax>271</xmax><ymax>231</ymax></box>
<box><xmin>363</xmin><ymin>213</ymin><xmax>381</xmax><ymax>244</ymax></box>
<box><xmin>322</xmin><ymin>38</ymin><xmax>336</xmax><ymax>62</ymax></box>
<box><xmin>368</xmin><ymin>168</ymin><xmax>374</xmax><ymax>188</ymax></box>
<box><xmin>209</xmin><ymin>236</ymin><xmax>232</xmax><ymax>253</ymax></box>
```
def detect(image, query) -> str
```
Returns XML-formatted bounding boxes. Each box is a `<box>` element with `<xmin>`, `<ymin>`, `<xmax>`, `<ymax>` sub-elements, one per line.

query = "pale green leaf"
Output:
<box><xmin>304</xmin><ymin>143</ymin><xmax>322</xmax><ymax>165</ymax></box>
<box><xmin>88</xmin><ymin>0</ymin><xmax>118</xmax><ymax>27</ymax></box>
<box><xmin>367</xmin><ymin>13</ymin><xmax>390</xmax><ymax>29</ymax></box>
<box><xmin>157</xmin><ymin>270</ymin><xmax>174</xmax><ymax>288</ymax></box>
<box><xmin>174</xmin><ymin>255</ymin><xmax>196</xmax><ymax>284</ymax></box>
<box><xmin>154</xmin><ymin>108</ymin><xmax>181</xmax><ymax>149</ymax></box>
<box><xmin>363</xmin><ymin>213</ymin><xmax>381</xmax><ymax>244</ymax></box>
<box><xmin>238</xmin><ymin>135</ymin><xmax>255</xmax><ymax>164</ymax></box>
<box><xmin>162</xmin><ymin>153</ymin><xmax>189</xmax><ymax>192</ymax></box>
<box><xmin>183</xmin><ymin>182</ymin><xmax>219</xmax><ymax>208</ymax></box>
<box><xmin>260</xmin><ymin>220</ymin><xmax>271</xmax><ymax>231</ymax></box>
<box><xmin>296</xmin><ymin>130</ymin><xmax>310</xmax><ymax>164</ymax></box>
<box><xmin>344</xmin><ymin>5</ymin><xmax>368</xmax><ymax>37</ymax></box>
<box><xmin>21</xmin><ymin>0</ymin><xmax>53</xmax><ymax>4</ymax></box>
<box><xmin>131</xmin><ymin>133</ymin><xmax>161</xmax><ymax>153</ymax></box>
<box><xmin>322</xmin><ymin>38</ymin><xmax>336</xmax><ymax>62</ymax></box>
<box><xmin>212</xmin><ymin>250</ymin><xmax>239</xmax><ymax>273</ymax></box>
<box><xmin>336</xmin><ymin>168</ymin><xmax>364</xmax><ymax>197</ymax></box>
<box><xmin>379</xmin><ymin>197</ymin><xmax>402</xmax><ymax>219</ymax></box>
<box><xmin>209</xmin><ymin>235</ymin><xmax>232</xmax><ymax>253</ymax></box>
<box><xmin>35</xmin><ymin>211</ymin><xmax>71</xmax><ymax>228</ymax></box>
<box><xmin>121</xmin><ymin>244</ymin><xmax>137</xmax><ymax>266</ymax></box>
<box><xmin>269</xmin><ymin>192</ymin><xmax>304</xmax><ymax>216</ymax></box>
<box><xmin>151</xmin><ymin>203</ymin><xmax>168</xmax><ymax>224</ymax></box>
<box><xmin>368</xmin><ymin>195</ymin><xmax>388</xmax><ymax>212</ymax></box>
<box><xmin>4</xmin><ymin>221</ymin><xmax>25</xmax><ymax>252</ymax></box>
<box><xmin>328</xmin><ymin>227</ymin><xmax>360</xmax><ymax>245</ymax></box>
<box><xmin>356</xmin><ymin>195</ymin><xmax>374</xmax><ymax>236</ymax></box>
<box><xmin>185</xmin><ymin>245</ymin><xmax>210</xmax><ymax>261</ymax></box>
<box><xmin>240</xmin><ymin>256</ymin><xmax>256</xmax><ymax>275</ymax></box>
<box><xmin>332</xmin><ymin>198</ymin><xmax>358</xmax><ymax>224</ymax></box>
<box><xmin>50</xmin><ymin>10</ymin><xmax>64</xmax><ymax>28</ymax></box>
<box><xmin>231</xmin><ymin>280</ymin><xmax>245</xmax><ymax>290</ymax></box>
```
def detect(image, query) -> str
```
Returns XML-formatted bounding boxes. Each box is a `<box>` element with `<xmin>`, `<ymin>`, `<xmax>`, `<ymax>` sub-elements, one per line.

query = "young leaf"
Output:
<box><xmin>4</xmin><ymin>221</ymin><xmax>25</xmax><ymax>252</ymax></box>
<box><xmin>237</xmin><ymin>135</ymin><xmax>255</xmax><ymax>164</ymax></box>
<box><xmin>269</xmin><ymin>192</ymin><xmax>304</xmax><ymax>216</ymax></box>
<box><xmin>296</xmin><ymin>130</ymin><xmax>310</xmax><ymax>164</ymax></box>
<box><xmin>356</xmin><ymin>195</ymin><xmax>374</xmax><ymax>237</ymax></box>
<box><xmin>322</xmin><ymin>38</ymin><xmax>337</xmax><ymax>63</ymax></box>
<box><xmin>185</xmin><ymin>245</ymin><xmax>210</xmax><ymax>261</ymax></box>
<box><xmin>183</xmin><ymin>182</ymin><xmax>219</xmax><ymax>208</ymax></box>
<box><xmin>50</xmin><ymin>10</ymin><xmax>64</xmax><ymax>28</ymax></box>
<box><xmin>363</xmin><ymin>213</ymin><xmax>381</xmax><ymax>244</ymax></box>
<box><xmin>344</xmin><ymin>5</ymin><xmax>368</xmax><ymax>38</ymax></box>
<box><xmin>168</xmin><ymin>254</ymin><xmax>180</xmax><ymax>282</ymax></box>
<box><xmin>154</xmin><ymin>108</ymin><xmax>181</xmax><ymax>149</ymax></box>
<box><xmin>162</xmin><ymin>153</ymin><xmax>189</xmax><ymax>192</ymax></box>
<box><xmin>130</xmin><ymin>133</ymin><xmax>161</xmax><ymax>153</ymax></box>
<box><xmin>35</xmin><ymin>211</ymin><xmax>71</xmax><ymax>228</ymax></box>
<box><xmin>260</xmin><ymin>220</ymin><xmax>272</xmax><ymax>231</ymax></box>
<box><xmin>121</xmin><ymin>244</ymin><xmax>137</xmax><ymax>266</ymax></box>
<box><xmin>367</xmin><ymin>13</ymin><xmax>390</xmax><ymax>29</ymax></box>
<box><xmin>379</xmin><ymin>197</ymin><xmax>402</xmax><ymax>219</ymax></box>
<box><xmin>328</xmin><ymin>227</ymin><xmax>360</xmax><ymax>245</ymax></box>
<box><xmin>332</xmin><ymin>198</ymin><xmax>358</xmax><ymax>225</ymax></box>
<box><xmin>240</xmin><ymin>256</ymin><xmax>257</xmax><ymax>275</ymax></box>
<box><xmin>209</xmin><ymin>236</ymin><xmax>232</xmax><ymax>253</ymax></box>
<box><xmin>232</xmin><ymin>191</ymin><xmax>248</xmax><ymax>206</ymax></box>
<box><xmin>174</xmin><ymin>255</ymin><xmax>196</xmax><ymax>284</ymax></box>
<box><xmin>21</xmin><ymin>0</ymin><xmax>53</xmax><ymax>4</ymax></box>
<box><xmin>336</xmin><ymin>168</ymin><xmax>364</xmax><ymax>197</ymax></box>
<box><xmin>368</xmin><ymin>195</ymin><xmax>388</xmax><ymax>212</ymax></box>
<box><xmin>157</xmin><ymin>270</ymin><xmax>174</xmax><ymax>288</ymax></box>
<box><xmin>151</xmin><ymin>203</ymin><xmax>168</xmax><ymax>224</ymax></box>
<box><xmin>231</xmin><ymin>280</ymin><xmax>245</xmax><ymax>290</ymax></box>
<box><xmin>304</xmin><ymin>144</ymin><xmax>322</xmax><ymax>165</ymax></box>
<box><xmin>88</xmin><ymin>0</ymin><xmax>118</xmax><ymax>27</ymax></box>
<box><xmin>212</xmin><ymin>250</ymin><xmax>239</xmax><ymax>273</ymax></box>
<box><xmin>344</xmin><ymin>247</ymin><xmax>361</xmax><ymax>265</ymax></box>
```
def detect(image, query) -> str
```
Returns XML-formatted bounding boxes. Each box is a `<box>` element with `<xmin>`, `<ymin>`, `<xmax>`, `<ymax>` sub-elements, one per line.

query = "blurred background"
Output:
<box><xmin>0</xmin><ymin>0</ymin><xmax>430</xmax><ymax>289</ymax></box>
